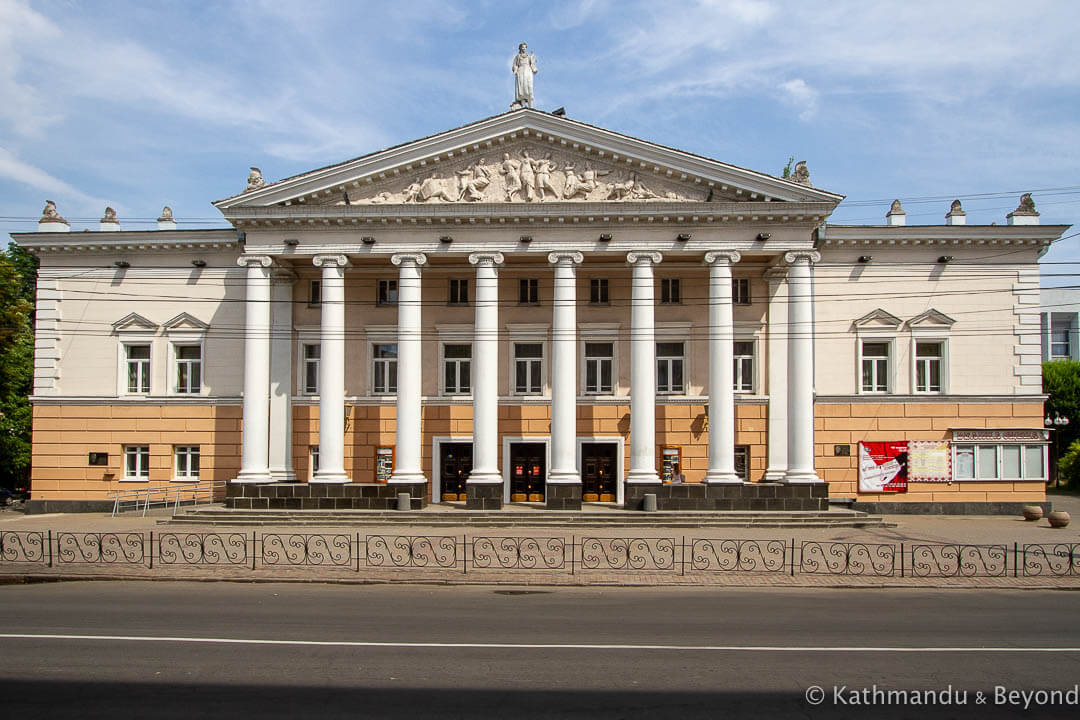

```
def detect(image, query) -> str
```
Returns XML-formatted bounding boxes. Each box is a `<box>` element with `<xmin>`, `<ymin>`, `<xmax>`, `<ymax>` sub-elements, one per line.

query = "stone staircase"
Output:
<box><xmin>164</xmin><ymin>506</ymin><xmax>891</xmax><ymax>529</ymax></box>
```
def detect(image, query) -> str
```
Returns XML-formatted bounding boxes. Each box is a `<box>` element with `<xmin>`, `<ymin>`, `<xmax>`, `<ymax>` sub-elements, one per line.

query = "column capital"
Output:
<box><xmin>312</xmin><ymin>254</ymin><xmax>350</xmax><ymax>268</ymax></box>
<box><xmin>783</xmin><ymin>250</ymin><xmax>821</xmax><ymax>265</ymax></box>
<box><xmin>391</xmin><ymin>252</ymin><xmax>428</xmax><ymax>267</ymax></box>
<box><xmin>547</xmin><ymin>251</ymin><xmax>583</xmax><ymax>265</ymax></box>
<box><xmin>626</xmin><ymin>251</ymin><xmax>663</xmax><ymax>266</ymax></box>
<box><xmin>704</xmin><ymin>250</ymin><xmax>741</xmax><ymax>265</ymax></box>
<box><xmin>468</xmin><ymin>252</ymin><xmax>505</xmax><ymax>266</ymax></box>
<box><xmin>237</xmin><ymin>254</ymin><xmax>273</xmax><ymax>268</ymax></box>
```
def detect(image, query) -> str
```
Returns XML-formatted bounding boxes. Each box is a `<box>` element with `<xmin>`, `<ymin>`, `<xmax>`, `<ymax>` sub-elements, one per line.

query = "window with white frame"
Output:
<box><xmin>732</xmin><ymin>278</ymin><xmax>751</xmax><ymax>305</ymax></box>
<box><xmin>309</xmin><ymin>279</ymin><xmax>321</xmax><ymax>306</ymax></box>
<box><xmin>303</xmin><ymin>344</ymin><xmax>320</xmax><ymax>394</ymax></box>
<box><xmin>377</xmin><ymin>279</ymin><xmax>398</xmax><ymax>306</ymax></box>
<box><xmin>174</xmin><ymin>446</ymin><xmax>200</xmax><ymax>481</ymax></box>
<box><xmin>590</xmin><ymin>278</ymin><xmax>609</xmax><ymax>305</ymax></box>
<box><xmin>124</xmin><ymin>445</ymin><xmax>150</xmax><ymax>480</ymax></box>
<box><xmin>125</xmin><ymin>344</ymin><xmax>151</xmax><ymax>394</ymax></box>
<box><xmin>733</xmin><ymin>340</ymin><xmax>754</xmax><ymax>393</ymax></box>
<box><xmin>372</xmin><ymin>344</ymin><xmax>398</xmax><ymax>394</ymax></box>
<box><xmin>443</xmin><ymin>344</ymin><xmax>472</xmax><ymax>394</ymax></box>
<box><xmin>860</xmin><ymin>341</ymin><xmax>890</xmax><ymax>393</ymax></box>
<box><xmin>514</xmin><ymin>343</ymin><xmax>543</xmax><ymax>394</ymax></box>
<box><xmin>953</xmin><ymin>443</ymin><xmax>1046</xmax><ymax>481</ymax></box>
<box><xmin>448</xmin><ymin>278</ymin><xmax>469</xmax><ymax>305</ymax></box>
<box><xmin>1050</xmin><ymin>315</ymin><xmax>1072</xmax><ymax>359</ymax></box>
<box><xmin>585</xmin><ymin>342</ymin><xmax>614</xmax><ymax>394</ymax></box>
<box><xmin>174</xmin><ymin>345</ymin><xmax>202</xmax><ymax>394</ymax></box>
<box><xmin>657</xmin><ymin>342</ymin><xmax>685</xmax><ymax>393</ymax></box>
<box><xmin>519</xmin><ymin>278</ymin><xmax>539</xmax><ymax>305</ymax></box>
<box><xmin>915</xmin><ymin>341</ymin><xmax>943</xmax><ymax>393</ymax></box>
<box><xmin>660</xmin><ymin>278</ymin><xmax>681</xmax><ymax>304</ymax></box>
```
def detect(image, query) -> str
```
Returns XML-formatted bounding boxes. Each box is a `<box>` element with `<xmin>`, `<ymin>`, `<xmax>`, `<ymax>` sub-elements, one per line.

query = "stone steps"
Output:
<box><xmin>164</xmin><ymin>508</ymin><xmax>892</xmax><ymax>529</ymax></box>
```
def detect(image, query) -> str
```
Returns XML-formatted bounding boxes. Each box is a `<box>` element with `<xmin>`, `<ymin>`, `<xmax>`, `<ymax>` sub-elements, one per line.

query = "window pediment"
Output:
<box><xmin>907</xmin><ymin>309</ymin><xmax>956</xmax><ymax>329</ymax></box>
<box><xmin>112</xmin><ymin>312</ymin><xmax>157</xmax><ymax>334</ymax></box>
<box><xmin>853</xmin><ymin>308</ymin><xmax>903</xmax><ymax>332</ymax></box>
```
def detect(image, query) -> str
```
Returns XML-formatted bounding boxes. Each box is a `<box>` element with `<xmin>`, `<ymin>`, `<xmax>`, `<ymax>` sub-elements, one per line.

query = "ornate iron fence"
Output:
<box><xmin>1</xmin><ymin>532</ymin><xmax>1077</xmax><ymax>580</ymax></box>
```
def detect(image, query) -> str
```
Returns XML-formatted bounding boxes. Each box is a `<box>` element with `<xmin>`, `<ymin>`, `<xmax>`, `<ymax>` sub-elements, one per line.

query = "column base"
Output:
<box><xmin>547</xmin><ymin>470</ymin><xmax>581</xmax><ymax>485</ymax></box>
<box><xmin>389</xmin><ymin>471</ymin><xmax>428</xmax><ymax>484</ymax></box>
<box><xmin>763</xmin><ymin>469</ymin><xmax>788</xmax><ymax>482</ymax></box>
<box><xmin>233</xmin><ymin>469</ymin><xmax>272</xmax><ymax>484</ymax></box>
<box><xmin>705</xmin><ymin>471</ymin><xmax>742</xmax><ymax>484</ymax></box>
<box><xmin>545</xmin><ymin>483</ymin><xmax>582</xmax><ymax>510</ymax></box>
<box><xmin>467</xmin><ymin>470</ymin><xmax>503</xmax><ymax>484</ymax></box>
<box><xmin>626</xmin><ymin>470</ymin><xmax>661</xmax><ymax>484</ymax></box>
<box><xmin>465</xmin><ymin>482</ymin><xmax>503</xmax><ymax>510</ymax></box>
<box><xmin>268</xmin><ymin>469</ymin><xmax>297</xmax><ymax>483</ymax></box>
<box><xmin>783</xmin><ymin>469</ymin><xmax>823</xmax><ymax>484</ymax></box>
<box><xmin>310</xmin><ymin>470</ymin><xmax>350</xmax><ymax>484</ymax></box>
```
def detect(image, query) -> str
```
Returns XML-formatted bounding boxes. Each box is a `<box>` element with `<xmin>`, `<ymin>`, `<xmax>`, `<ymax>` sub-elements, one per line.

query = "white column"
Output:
<box><xmin>235</xmin><ymin>255</ymin><xmax>273</xmax><ymax>483</ymax></box>
<box><xmin>311</xmin><ymin>255</ymin><xmax>350</xmax><ymax>483</ymax></box>
<box><xmin>764</xmin><ymin>267</ymin><xmax>789</xmax><ymax>481</ymax></box>
<box><xmin>467</xmin><ymin>252</ymin><xmax>505</xmax><ymax>484</ymax></box>
<box><xmin>268</xmin><ymin>268</ymin><xmax>297</xmax><ymax>482</ymax></box>
<box><xmin>704</xmin><ymin>251</ymin><xmax>741</xmax><ymax>484</ymax></box>
<box><xmin>626</xmin><ymin>251</ymin><xmax>663</xmax><ymax>484</ymax></box>
<box><xmin>784</xmin><ymin>250</ymin><xmax>822</xmax><ymax>483</ymax></box>
<box><xmin>547</xmin><ymin>251</ymin><xmax>584</xmax><ymax>484</ymax></box>
<box><xmin>389</xmin><ymin>253</ymin><xmax>428</xmax><ymax>484</ymax></box>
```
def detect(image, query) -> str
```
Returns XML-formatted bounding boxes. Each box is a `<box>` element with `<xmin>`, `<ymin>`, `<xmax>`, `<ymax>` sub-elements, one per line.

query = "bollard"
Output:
<box><xmin>643</xmin><ymin>493</ymin><xmax>657</xmax><ymax>512</ymax></box>
<box><xmin>397</xmin><ymin>492</ymin><xmax>412</xmax><ymax>511</ymax></box>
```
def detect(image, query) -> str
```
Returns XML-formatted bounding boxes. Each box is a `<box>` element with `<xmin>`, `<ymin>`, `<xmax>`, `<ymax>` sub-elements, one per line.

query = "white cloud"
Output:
<box><xmin>0</xmin><ymin>145</ymin><xmax>102</xmax><ymax>207</ymax></box>
<box><xmin>778</xmin><ymin>78</ymin><xmax>818</xmax><ymax>121</ymax></box>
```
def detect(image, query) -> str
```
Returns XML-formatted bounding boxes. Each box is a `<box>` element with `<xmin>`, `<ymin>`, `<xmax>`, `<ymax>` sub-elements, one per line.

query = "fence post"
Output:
<box><xmin>900</xmin><ymin>543</ymin><xmax>904</xmax><ymax>578</ymax></box>
<box><xmin>48</xmin><ymin>530</ymin><xmax>53</xmax><ymax>568</ymax></box>
<box><xmin>252</xmin><ymin>531</ymin><xmax>257</xmax><ymax>571</ymax></box>
<box><xmin>571</xmin><ymin>535</ymin><xmax>575</xmax><ymax>576</ymax></box>
<box><xmin>148</xmin><ymin>531</ymin><xmax>153</xmax><ymax>569</ymax></box>
<box><xmin>680</xmin><ymin>536</ymin><xmax>685</xmax><ymax>577</ymax></box>
<box><xmin>790</xmin><ymin>538</ymin><xmax>795</xmax><ymax>577</ymax></box>
<box><xmin>462</xmin><ymin>534</ymin><xmax>467</xmax><ymax>575</ymax></box>
<box><xmin>1014</xmin><ymin>542</ymin><xmax>1019</xmax><ymax>578</ymax></box>
<box><xmin>355</xmin><ymin>532</ymin><xmax>361</xmax><ymax>573</ymax></box>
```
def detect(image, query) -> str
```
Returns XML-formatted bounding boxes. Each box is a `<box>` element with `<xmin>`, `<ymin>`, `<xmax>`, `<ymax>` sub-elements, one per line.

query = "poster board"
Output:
<box><xmin>375</xmin><ymin>446</ymin><xmax>394</xmax><ymax>484</ymax></box>
<box><xmin>661</xmin><ymin>446</ymin><xmax>681</xmax><ymax>483</ymax></box>
<box><xmin>858</xmin><ymin>441</ymin><xmax>908</xmax><ymax>493</ymax></box>
<box><xmin>907</xmin><ymin>440</ymin><xmax>952</xmax><ymax>482</ymax></box>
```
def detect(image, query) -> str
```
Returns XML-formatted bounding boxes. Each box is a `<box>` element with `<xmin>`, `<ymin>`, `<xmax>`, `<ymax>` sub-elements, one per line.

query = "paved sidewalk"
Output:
<box><xmin>1</xmin><ymin>493</ymin><xmax>1077</xmax><ymax>589</ymax></box>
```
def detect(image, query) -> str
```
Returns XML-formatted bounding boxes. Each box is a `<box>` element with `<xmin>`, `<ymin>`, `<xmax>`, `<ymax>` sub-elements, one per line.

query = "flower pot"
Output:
<box><xmin>1047</xmin><ymin>510</ymin><xmax>1071</xmax><ymax>528</ymax></box>
<box><xmin>1022</xmin><ymin>505</ymin><xmax>1043</xmax><ymax>521</ymax></box>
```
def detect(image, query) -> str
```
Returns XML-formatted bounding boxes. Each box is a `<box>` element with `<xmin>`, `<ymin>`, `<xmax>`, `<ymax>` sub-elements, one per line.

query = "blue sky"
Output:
<box><xmin>2</xmin><ymin>0</ymin><xmax>1078</xmax><ymax>281</ymax></box>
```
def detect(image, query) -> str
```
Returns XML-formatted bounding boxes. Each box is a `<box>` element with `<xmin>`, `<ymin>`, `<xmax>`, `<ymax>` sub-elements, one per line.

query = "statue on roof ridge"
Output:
<box><xmin>511</xmin><ymin>42</ymin><xmax>537</xmax><ymax>110</ymax></box>
<box><xmin>1013</xmin><ymin>193</ymin><xmax>1037</xmax><ymax>214</ymax></box>
<box><xmin>40</xmin><ymin>200</ymin><xmax>67</xmax><ymax>224</ymax></box>
<box><xmin>889</xmin><ymin>199</ymin><xmax>904</xmax><ymax>213</ymax></box>
<box><xmin>245</xmin><ymin>167</ymin><xmax>266</xmax><ymax>193</ymax></box>
<box><xmin>101</xmin><ymin>206</ymin><xmax>118</xmax><ymax>223</ymax></box>
<box><xmin>158</xmin><ymin>206</ymin><xmax>174</xmax><ymax>221</ymax></box>
<box><xmin>791</xmin><ymin>161</ymin><xmax>811</xmax><ymax>186</ymax></box>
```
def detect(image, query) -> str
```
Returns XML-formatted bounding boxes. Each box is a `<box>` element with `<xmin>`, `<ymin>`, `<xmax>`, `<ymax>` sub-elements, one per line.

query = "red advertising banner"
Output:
<box><xmin>858</xmin><ymin>441</ymin><xmax>909</xmax><ymax>493</ymax></box>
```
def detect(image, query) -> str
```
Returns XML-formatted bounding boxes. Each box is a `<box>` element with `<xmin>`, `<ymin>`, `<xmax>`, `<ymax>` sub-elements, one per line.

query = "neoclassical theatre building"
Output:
<box><xmin>16</xmin><ymin>107</ymin><xmax>1068</xmax><ymax>514</ymax></box>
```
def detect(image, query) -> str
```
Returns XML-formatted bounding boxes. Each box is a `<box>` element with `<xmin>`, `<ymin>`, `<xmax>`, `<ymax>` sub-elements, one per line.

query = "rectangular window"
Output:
<box><xmin>1002</xmin><ymin>445</ymin><xmax>1022</xmax><ymax>479</ymax></box>
<box><xmin>377</xmin><ymin>279</ymin><xmax>398</xmax><ymax>306</ymax></box>
<box><xmin>1024</xmin><ymin>445</ymin><xmax>1044</xmax><ymax>479</ymax></box>
<box><xmin>126</xmin><ymin>344</ymin><xmax>151</xmax><ymax>394</ymax></box>
<box><xmin>915</xmin><ymin>341</ymin><xmax>943</xmax><ymax>393</ymax></box>
<box><xmin>519</xmin><ymin>278</ymin><xmax>539</xmax><ymax>304</ymax></box>
<box><xmin>514</xmin><ymin>343</ymin><xmax>543</xmax><ymax>394</ymax></box>
<box><xmin>175</xmin><ymin>446</ymin><xmax>200</xmax><ymax>481</ymax></box>
<box><xmin>449</xmin><ymin>278</ymin><xmax>469</xmax><ymax>305</ymax></box>
<box><xmin>861</xmin><ymin>341</ymin><xmax>889</xmax><ymax>393</ymax></box>
<box><xmin>657</xmin><ymin>342</ymin><xmax>685</xmax><ymax>393</ymax></box>
<box><xmin>660</xmin><ymin>278</ymin><xmax>681</xmax><ymax>304</ymax></box>
<box><xmin>734</xmin><ymin>445</ymin><xmax>750</xmax><ymax>482</ymax></box>
<box><xmin>124</xmin><ymin>445</ymin><xmax>150</xmax><ymax>480</ymax></box>
<box><xmin>175</xmin><ymin>345</ymin><xmax>202</xmax><ymax>394</ymax></box>
<box><xmin>732</xmin><ymin>278</ymin><xmax>751</xmax><ymax>305</ymax></box>
<box><xmin>303</xmin><ymin>344</ymin><xmax>320</xmax><ymax>394</ymax></box>
<box><xmin>590</xmin><ymin>278</ymin><xmax>609</xmax><ymax>305</ymax></box>
<box><xmin>310</xmin><ymin>445</ymin><xmax>320</xmax><ymax>477</ymax></box>
<box><xmin>733</xmin><ymin>341</ymin><xmax>754</xmax><ymax>393</ymax></box>
<box><xmin>585</xmin><ymin>342</ymin><xmax>613</xmax><ymax>394</ymax></box>
<box><xmin>1051</xmin><ymin>316</ymin><xmax>1071</xmax><ymax>359</ymax></box>
<box><xmin>977</xmin><ymin>445</ymin><xmax>998</xmax><ymax>479</ymax></box>
<box><xmin>444</xmin><ymin>344</ymin><xmax>472</xmax><ymax>394</ymax></box>
<box><xmin>309</xmin><ymin>279</ymin><xmax>321</xmax><ymax>306</ymax></box>
<box><xmin>955</xmin><ymin>446</ymin><xmax>975</xmax><ymax>479</ymax></box>
<box><xmin>372</xmin><ymin>344</ymin><xmax>398</xmax><ymax>394</ymax></box>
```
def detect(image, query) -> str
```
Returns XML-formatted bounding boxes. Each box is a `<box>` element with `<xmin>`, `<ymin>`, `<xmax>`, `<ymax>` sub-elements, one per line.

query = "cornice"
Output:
<box><xmin>822</xmin><ymin>224</ymin><xmax>1069</xmax><ymax>246</ymax></box>
<box><xmin>12</xmin><ymin>228</ymin><xmax>239</xmax><ymax>255</ymax></box>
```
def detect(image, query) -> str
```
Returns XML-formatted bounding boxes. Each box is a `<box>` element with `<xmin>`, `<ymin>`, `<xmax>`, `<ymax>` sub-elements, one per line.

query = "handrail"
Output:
<box><xmin>110</xmin><ymin>480</ymin><xmax>227</xmax><ymax>517</ymax></box>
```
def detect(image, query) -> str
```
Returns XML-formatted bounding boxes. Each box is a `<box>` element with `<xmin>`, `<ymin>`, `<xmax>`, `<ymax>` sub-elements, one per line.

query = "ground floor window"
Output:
<box><xmin>174</xmin><ymin>446</ymin><xmax>200</xmax><ymax>481</ymax></box>
<box><xmin>124</xmin><ymin>445</ymin><xmax>150</xmax><ymax>480</ymax></box>
<box><xmin>953</xmin><ymin>443</ymin><xmax>1045</xmax><ymax>481</ymax></box>
<box><xmin>309</xmin><ymin>445</ymin><xmax>320</xmax><ymax>480</ymax></box>
<box><xmin>734</xmin><ymin>445</ymin><xmax>750</xmax><ymax>482</ymax></box>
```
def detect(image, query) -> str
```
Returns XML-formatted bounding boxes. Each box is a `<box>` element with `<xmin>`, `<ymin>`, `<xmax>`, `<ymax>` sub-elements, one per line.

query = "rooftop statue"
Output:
<box><xmin>245</xmin><ymin>167</ymin><xmax>266</xmax><ymax>193</ymax></box>
<box><xmin>40</xmin><ymin>200</ymin><xmax>66</xmax><ymax>223</ymax></box>
<box><xmin>1015</xmin><ymin>193</ymin><xmax>1037</xmax><ymax>214</ymax></box>
<box><xmin>158</xmin><ymin>205</ymin><xmax>174</xmax><ymax>221</ymax></box>
<box><xmin>511</xmin><ymin>42</ymin><xmax>537</xmax><ymax>110</ymax></box>
<box><xmin>101</xmin><ymin>206</ymin><xmax>118</xmax><ymax>223</ymax></box>
<box><xmin>791</xmin><ymin>161</ymin><xmax>811</xmax><ymax>186</ymax></box>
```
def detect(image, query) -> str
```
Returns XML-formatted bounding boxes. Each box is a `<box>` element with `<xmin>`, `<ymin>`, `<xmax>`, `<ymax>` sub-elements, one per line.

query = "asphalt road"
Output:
<box><xmin>1</xmin><ymin>582</ymin><xmax>1078</xmax><ymax>719</ymax></box>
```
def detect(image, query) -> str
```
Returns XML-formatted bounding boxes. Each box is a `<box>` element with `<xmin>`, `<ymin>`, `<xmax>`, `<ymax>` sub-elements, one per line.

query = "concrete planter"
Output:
<box><xmin>1047</xmin><ymin>510</ymin><xmax>1071</xmax><ymax>528</ymax></box>
<box><xmin>1021</xmin><ymin>505</ymin><xmax>1044</xmax><ymax>521</ymax></box>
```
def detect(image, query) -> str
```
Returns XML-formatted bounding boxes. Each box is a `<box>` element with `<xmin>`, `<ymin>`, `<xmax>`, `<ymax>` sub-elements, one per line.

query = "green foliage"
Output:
<box><xmin>1043</xmin><ymin>361</ymin><xmax>1080</xmax><ymax>449</ymax></box>
<box><xmin>0</xmin><ymin>243</ymin><xmax>36</xmax><ymax>490</ymax></box>
<box><xmin>781</xmin><ymin>156</ymin><xmax>795</xmax><ymax>179</ymax></box>
<box><xmin>1058</xmin><ymin>439</ymin><xmax>1080</xmax><ymax>489</ymax></box>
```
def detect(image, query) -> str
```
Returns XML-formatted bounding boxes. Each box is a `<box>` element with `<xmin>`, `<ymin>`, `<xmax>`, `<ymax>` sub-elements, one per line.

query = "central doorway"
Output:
<box><xmin>509</xmin><ymin>442</ymin><xmax>546</xmax><ymax>502</ymax></box>
<box><xmin>581</xmin><ymin>442</ymin><xmax>618</xmax><ymax>502</ymax></box>
<box><xmin>439</xmin><ymin>442</ymin><xmax>473</xmax><ymax>502</ymax></box>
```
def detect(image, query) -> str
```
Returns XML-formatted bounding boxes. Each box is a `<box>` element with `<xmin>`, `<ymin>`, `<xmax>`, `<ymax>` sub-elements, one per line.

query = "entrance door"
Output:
<box><xmin>581</xmin><ymin>442</ymin><xmax>618</xmax><ymax>502</ymax></box>
<box><xmin>509</xmin><ymin>443</ymin><xmax>546</xmax><ymax>502</ymax></box>
<box><xmin>439</xmin><ymin>442</ymin><xmax>473</xmax><ymax>501</ymax></box>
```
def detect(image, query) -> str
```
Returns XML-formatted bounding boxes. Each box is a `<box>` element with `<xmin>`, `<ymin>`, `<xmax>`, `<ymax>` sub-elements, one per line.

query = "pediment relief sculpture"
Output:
<box><xmin>333</xmin><ymin>145</ymin><xmax>705</xmax><ymax>206</ymax></box>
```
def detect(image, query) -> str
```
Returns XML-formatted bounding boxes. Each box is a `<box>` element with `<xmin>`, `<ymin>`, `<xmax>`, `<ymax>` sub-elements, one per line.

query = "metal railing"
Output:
<box><xmin>2</xmin><ymin>532</ymin><xmax>1078</xmax><ymax>579</ymax></box>
<box><xmin>109</xmin><ymin>481</ymin><xmax>226</xmax><ymax>517</ymax></box>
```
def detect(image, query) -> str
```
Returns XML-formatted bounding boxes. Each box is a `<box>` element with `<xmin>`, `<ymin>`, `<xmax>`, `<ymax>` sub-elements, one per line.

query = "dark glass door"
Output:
<box><xmin>440</xmin><ymin>442</ymin><xmax>473</xmax><ymax>501</ymax></box>
<box><xmin>510</xmin><ymin>443</ymin><xmax>546</xmax><ymax>502</ymax></box>
<box><xmin>581</xmin><ymin>443</ymin><xmax>618</xmax><ymax>502</ymax></box>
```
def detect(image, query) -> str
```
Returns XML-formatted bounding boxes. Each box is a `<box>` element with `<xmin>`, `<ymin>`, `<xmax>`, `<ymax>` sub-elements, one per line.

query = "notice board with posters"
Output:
<box><xmin>858</xmin><ymin>441</ymin><xmax>909</xmax><ymax>493</ymax></box>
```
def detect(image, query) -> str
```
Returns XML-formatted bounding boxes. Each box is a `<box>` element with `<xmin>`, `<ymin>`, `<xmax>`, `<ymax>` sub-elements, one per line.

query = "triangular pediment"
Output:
<box><xmin>163</xmin><ymin>312</ymin><xmax>209</xmax><ymax>332</ymax></box>
<box><xmin>907</xmin><ymin>309</ymin><xmax>956</xmax><ymax>328</ymax></box>
<box><xmin>112</xmin><ymin>313</ymin><xmax>157</xmax><ymax>333</ymax></box>
<box><xmin>853</xmin><ymin>308</ymin><xmax>903</xmax><ymax>330</ymax></box>
<box><xmin>216</xmin><ymin>109</ymin><xmax>842</xmax><ymax>211</ymax></box>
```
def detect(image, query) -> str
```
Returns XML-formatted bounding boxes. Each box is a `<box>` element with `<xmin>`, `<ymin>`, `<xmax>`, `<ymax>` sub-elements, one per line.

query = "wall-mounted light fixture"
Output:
<box><xmin>191</xmin><ymin>259</ymin><xmax>207</xmax><ymax>268</ymax></box>
<box><xmin>440</xmin><ymin>235</ymin><xmax>453</xmax><ymax>244</ymax></box>
<box><xmin>937</xmin><ymin>255</ymin><xmax>954</xmax><ymax>264</ymax></box>
<box><xmin>284</xmin><ymin>238</ymin><xmax>299</xmax><ymax>246</ymax></box>
<box><xmin>857</xmin><ymin>255</ymin><xmax>873</xmax><ymax>263</ymax></box>
<box><xmin>361</xmin><ymin>236</ymin><xmax>376</xmax><ymax>245</ymax></box>
<box><xmin>599</xmin><ymin>233</ymin><xmax>612</xmax><ymax>242</ymax></box>
<box><xmin>520</xmin><ymin>235</ymin><xmax>533</xmax><ymax>243</ymax></box>
<box><xmin>756</xmin><ymin>232</ymin><xmax>772</xmax><ymax>241</ymax></box>
<box><xmin>114</xmin><ymin>260</ymin><xmax>130</xmax><ymax>269</ymax></box>
<box><xmin>676</xmin><ymin>233</ymin><xmax>692</xmax><ymax>242</ymax></box>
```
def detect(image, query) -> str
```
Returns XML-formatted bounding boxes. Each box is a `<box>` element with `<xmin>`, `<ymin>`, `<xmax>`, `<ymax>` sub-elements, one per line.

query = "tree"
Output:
<box><xmin>0</xmin><ymin>243</ymin><xmax>36</xmax><ymax>491</ymax></box>
<box><xmin>1042</xmin><ymin>360</ymin><xmax>1080</xmax><ymax>486</ymax></box>
<box><xmin>781</xmin><ymin>156</ymin><xmax>795</xmax><ymax>179</ymax></box>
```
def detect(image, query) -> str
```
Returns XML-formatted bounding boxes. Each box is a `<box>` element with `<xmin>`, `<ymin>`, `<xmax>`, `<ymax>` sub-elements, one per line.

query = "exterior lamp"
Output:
<box><xmin>114</xmin><ymin>260</ymin><xmax>130</xmax><ymax>269</ymax></box>
<box><xmin>191</xmin><ymin>260</ymin><xmax>207</xmax><ymax>268</ymax></box>
<box><xmin>858</xmin><ymin>256</ymin><xmax>873</xmax><ymax>263</ymax></box>
<box><xmin>677</xmin><ymin>233</ymin><xmax>691</xmax><ymax>242</ymax></box>
<box><xmin>440</xmin><ymin>235</ymin><xmax>453</xmax><ymax>244</ymax></box>
<box><xmin>361</xmin><ymin>236</ymin><xmax>376</xmax><ymax>245</ymax></box>
<box><xmin>599</xmin><ymin>233</ymin><xmax>612</xmax><ymax>242</ymax></box>
<box><xmin>284</xmin><ymin>238</ymin><xmax>299</xmax><ymax>246</ymax></box>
